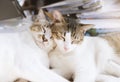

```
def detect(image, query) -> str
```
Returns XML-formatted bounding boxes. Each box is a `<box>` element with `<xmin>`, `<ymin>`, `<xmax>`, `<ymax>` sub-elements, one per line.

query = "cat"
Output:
<box><xmin>48</xmin><ymin>10</ymin><xmax>119</xmax><ymax>82</ymax></box>
<box><xmin>0</xmin><ymin>9</ymin><xmax>70</xmax><ymax>82</ymax></box>
<box><xmin>95</xmin><ymin>32</ymin><xmax>120</xmax><ymax>82</ymax></box>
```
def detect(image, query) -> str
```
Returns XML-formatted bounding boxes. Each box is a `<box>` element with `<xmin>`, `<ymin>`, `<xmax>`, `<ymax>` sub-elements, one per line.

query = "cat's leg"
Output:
<box><xmin>74</xmin><ymin>67</ymin><xmax>97</xmax><ymax>82</ymax></box>
<box><xmin>73</xmin><ymin>50</ymin><xmax>98</xmax><ymax>82</ymax></box>
<box><xmin>16</xmin><ymin>63</ymin><xmax>70</xmax><ymax>82</ymax></box>
<box><xmin>96</xmin><ymin>58</ymin><xmax>120</xmax><ymax>82</ymax></box>
<box><xmin>96</xmin><ymin>74</ymin><xmax>120</xmax><ymax>82</ymax></box>
<box><xmin>14</xmin><ymin>78</ymin><xmax>29</xmax><ymax>82</ymax></box>
<box><xmin>15</xmin><ymin>53</ymin><xmax>70</xmax><ymax>82</ymax></box>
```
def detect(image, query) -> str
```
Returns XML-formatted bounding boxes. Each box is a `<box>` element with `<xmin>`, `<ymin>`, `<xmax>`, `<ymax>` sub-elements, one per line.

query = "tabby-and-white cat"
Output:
<box><xmin>0</xmin><ymin>9</ymin><xmax>70</xmax><ymax>82</ymax></box>
<box><xmin>96</xmin><ymin>32</ymin><xmax>120</xmax><ymax>82</ymax></box>
<box><xmin>48</xmin><ymin>10</ymin><xmax>119</xmax><ymax>82</ymax></box>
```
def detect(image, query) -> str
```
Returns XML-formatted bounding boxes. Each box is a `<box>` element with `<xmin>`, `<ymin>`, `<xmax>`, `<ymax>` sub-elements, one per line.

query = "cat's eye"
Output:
<box><xmin>71</xmin><ymin>41</ymin><xmax>75</xmax><ymax>44</ymax></box>
<box><xmin>71</xmin><ymin>41</ymin><xmax>74</xmax><ymax>44</ymax></box>
<box><xmin>43</xmin><ymin>24</ymin><xmax>48</xmax><ymax>28</ymax></box>
<box><xmin>50</xmin><ymin>36</ymin><xmax>53</xmax><ymax>39</ymax></box>
<box><xmin>64</xmin><ymin>32</ymin><xmax>66</xmax><ymax>36</ymax></box>
<box><xmin>71</xmin><ymin>41</ymin><xmax>80</xmax><ymax>44</ymax></box>
<box><xmin>72</xmin><ymin>32</ymin><xmax>76</xmax><ymax>36</ymax></box>
<box><xmin>38</xmin><ymin>35</ymin><xmax>43</xmax><ymax>39</ymax></box>
<box><xmin>61</xmin><ymin>35</ymin><xmax>65</xmax><ymax>41</ymax></box>
<box><xmin>74</xmin><ymin>36</ymin><xmax>77</xmax><ymax>39</ymax></box>
<box><xmin>43</xmin><ymin>28</ymin><xmax>46</xmax><ymax>33</ymax></box>
<box><xmin>46</xmin><ymin>24</ymin><xmax>50</xmax><ymax>28</ymax></box>
<box><xmin>63</xmin><ymin>37</ymin><xmax>65</xmax><ymax>41</ymax></box>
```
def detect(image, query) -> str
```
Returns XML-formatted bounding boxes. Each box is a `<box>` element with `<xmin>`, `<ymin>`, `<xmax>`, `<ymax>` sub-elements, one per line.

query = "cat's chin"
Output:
<box><xmin>57</xmin><ymin>46</ymin><xmax>77</xmax><ymax>54</ymax></box>
<box><xmin>64</xmin><ymin>50</ymin><xmax>72</xmax><ymax>53</ymax></box>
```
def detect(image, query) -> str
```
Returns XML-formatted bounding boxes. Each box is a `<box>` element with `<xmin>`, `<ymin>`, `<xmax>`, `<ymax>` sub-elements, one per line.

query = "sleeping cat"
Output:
<box><xmin>48</xmin><ymin>10</ymin><xmax>118</xmax><ymax>82</ymax></box>
<box><xmin>0</xmin><ymin>9</ymin><xmax>70</xmax><ymax>82</ymax></box>
<box><xmin>95</xmin><ymin>32</ymin><xmax>120</xmax><ymax>82</ymax></box>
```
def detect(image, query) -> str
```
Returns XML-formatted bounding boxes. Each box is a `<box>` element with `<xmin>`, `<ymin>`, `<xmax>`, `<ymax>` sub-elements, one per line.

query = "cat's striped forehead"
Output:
<box><xmin>72</xmin><ymin>26</ymin><xmax>85</xmax><ymax>44</ymax></box>
<box><xmin>51</xmin><ymin>18</ymin><xmax>85</xmax><ymax>43</ymax></box>
<box><xmin>30</xmin><ymin>21</ymin><xmax>50</xmax><ymax>33</ymax></box>
<box><xmin>51</xmin><ymin>23</ymin><xmax>67</xmax><ymax>33</ymax></box>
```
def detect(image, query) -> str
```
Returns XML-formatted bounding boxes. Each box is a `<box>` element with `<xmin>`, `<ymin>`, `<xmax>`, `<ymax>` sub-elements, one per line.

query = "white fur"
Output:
<box><xmin>49</xmin><ymin>36</ymin><xmax>116</xmax><ymax>82</ymax></box>
<box><xmin>0</xmin><ymin>31</ymin><xmax>70</xmax><ymax>82</ymax></box>
<box><xmin>96</xmin><ymin>74</ymin><xmax>120</xmax><ymax>82</ymax></box>
<box><xmin>96</xmin><ymin>59</ymin><xmax>120</xmax><ymax>82</ymax></box>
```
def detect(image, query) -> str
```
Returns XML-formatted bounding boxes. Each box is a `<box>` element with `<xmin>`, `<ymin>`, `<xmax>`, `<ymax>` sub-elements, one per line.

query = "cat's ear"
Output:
<box><xmin>37</xmin><ymin>9</ymin><xmax>46</xmax><ymax>20</ymax></box>
<box><xmin>34</xmin><ymin>9</ymin><xmax>47</xmax><ymax>22</ymax></box>
<box><xmin>44</xmin><ymin>10</ymin><xmax>64</xmax><ymax>23</ymax></box>
<box><xmin>80</xmin><ymin>24</ymin><xmax>95</xmax><ymax>33</ymax></box>
<box><xmin>52</xmin><ymin>10</ymin><xmax>64</xmax><ymax>22</ymax></box>
<box><xmin>44</xmin><ymin>11</ymin><xmax>54</xmax><ymax>20</ymax></box>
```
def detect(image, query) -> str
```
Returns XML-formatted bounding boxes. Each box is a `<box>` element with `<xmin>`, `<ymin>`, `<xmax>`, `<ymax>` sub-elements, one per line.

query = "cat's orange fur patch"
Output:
<box><xmin>100</xmin><ymin>32</ymin><xmax>120</xmax><ymax>56</ymax></box>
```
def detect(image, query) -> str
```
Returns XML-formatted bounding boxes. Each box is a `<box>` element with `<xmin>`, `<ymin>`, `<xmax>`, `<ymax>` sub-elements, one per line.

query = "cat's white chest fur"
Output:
<box><xmin>50</xmin><ymin>47</ymin><xmax>75</xmax><ymax>68</ymax></box>
<box><xmin>49</xmin><ymin>47</ymin><xmax>76</xmax><ymax>79</ymax></box>
<box><xmin>49</xmin><ymin>36</ymin><xmax>115</xmax><ymax>82</ymax></box>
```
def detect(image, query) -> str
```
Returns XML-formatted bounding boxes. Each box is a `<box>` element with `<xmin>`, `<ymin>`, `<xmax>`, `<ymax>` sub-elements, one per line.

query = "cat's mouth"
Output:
<box><xmin>62</xmin><ymin>46</ymin><xmax>72</xmax><ymax>53</ymax></box>
<box><xmin>64</xmin><ymin>46</ymin><xmax>69</xmax><ymax>51</ymax></box>
<box><xmin>63</xmin><ymin>43</ymin><xmax>71</xmax><ymax>52</ymax></box>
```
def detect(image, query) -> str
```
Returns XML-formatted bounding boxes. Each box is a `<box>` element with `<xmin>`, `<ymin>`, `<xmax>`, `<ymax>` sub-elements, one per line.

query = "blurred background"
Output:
<box><xmin>0</xmin><ymin>0</ymin><xmax>120</xmax><ymax>36</ymax></box>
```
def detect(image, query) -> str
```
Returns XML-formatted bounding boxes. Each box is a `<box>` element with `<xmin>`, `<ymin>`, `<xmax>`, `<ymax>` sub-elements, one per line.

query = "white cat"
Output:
<box><xmin>0</xmin><ymin>9</ymin><xmax>70</xmax><ymax>82</ymax></box>
<box><xmin>48</xmin><ymin>10</ymin><xmax>119</xmax><ymax>82</ymax></box>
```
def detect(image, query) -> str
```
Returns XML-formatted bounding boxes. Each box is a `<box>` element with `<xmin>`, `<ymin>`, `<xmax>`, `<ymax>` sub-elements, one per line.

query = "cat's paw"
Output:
<box><xmin>14</xmin><ymin>78</ymin><xmax>30</xmax><ymax>82</ymax></box>
<box><xmin>96</xmin><ymin>74</ymin><xmax>120</xmax><ymax>82</ymax></box>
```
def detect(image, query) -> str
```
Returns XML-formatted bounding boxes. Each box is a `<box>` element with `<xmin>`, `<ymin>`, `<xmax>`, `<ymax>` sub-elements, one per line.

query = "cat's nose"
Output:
<box><xmin>64</xmin><ymin>46</ymin><xmax>68</xmax><ymax>51</ymax></box>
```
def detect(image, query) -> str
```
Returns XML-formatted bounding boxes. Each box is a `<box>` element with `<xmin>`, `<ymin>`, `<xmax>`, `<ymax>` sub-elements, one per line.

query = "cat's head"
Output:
<box><xmin>50</xmin><ymin>11</ymin><xmax>94</xmax><ymax>53</ymax></box>
<box><xmin>30</xmin><ymin>9</ymin><xmax>53</xmax><ymax>51</ymax></box>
